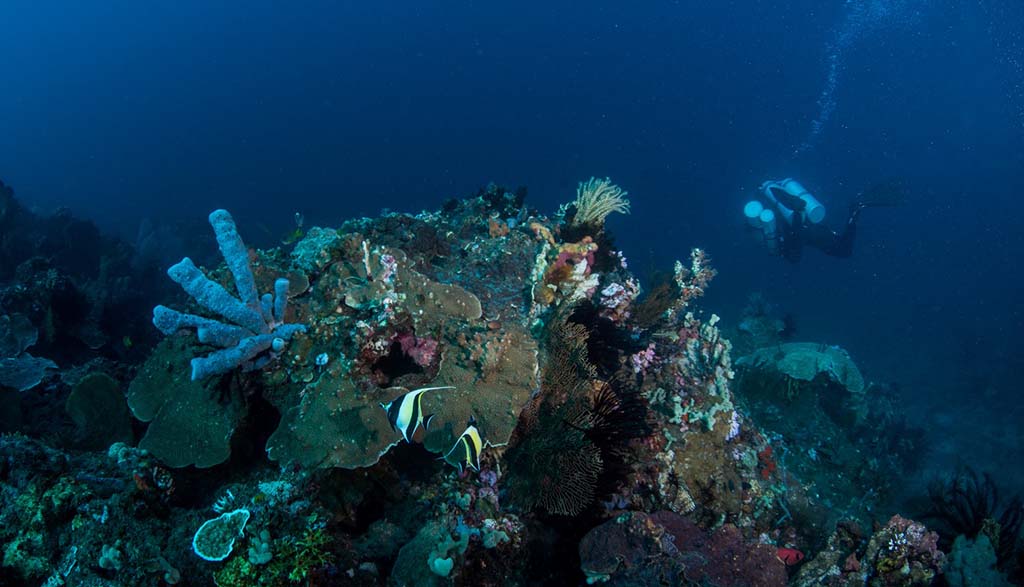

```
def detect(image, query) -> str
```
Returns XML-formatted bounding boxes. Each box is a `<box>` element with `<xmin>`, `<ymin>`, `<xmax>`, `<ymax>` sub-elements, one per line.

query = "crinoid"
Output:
<box><xmin>569</xmin><ymin>177</ymin><xmax>630</xmax><ymax>227</ymax></box>
<box><xmin>926</xmin><ymin>466</ymin><xmax>1023</xmax><ymax>570</ymax></box>
<box><xmin>571</xmin><ymin>378</ymin><xmax>651</xmax><ymax>501</ymax></box>
<box><xmin>504</xmin><ymin>307</ymin><xmax>649</xmax><ymax>517</ymax></box>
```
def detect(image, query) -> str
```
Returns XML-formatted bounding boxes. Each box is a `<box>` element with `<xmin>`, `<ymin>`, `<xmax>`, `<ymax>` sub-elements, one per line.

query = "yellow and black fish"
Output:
<box><xmin>444</xmin><ymin>417</ymin><xmax>483</xmax><ymax>473</ymax></box>
<box><xmin>380</xmin><ymin>386</ymin><xmax>454</xmax><ymax>443</ymax></box>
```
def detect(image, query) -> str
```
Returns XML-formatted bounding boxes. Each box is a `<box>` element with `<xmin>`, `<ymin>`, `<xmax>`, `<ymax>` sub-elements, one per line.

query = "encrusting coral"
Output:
<box><xmin>265</xmin><ymin>233</ymin><xmax>538</xmax><ymax>469</ymax></box>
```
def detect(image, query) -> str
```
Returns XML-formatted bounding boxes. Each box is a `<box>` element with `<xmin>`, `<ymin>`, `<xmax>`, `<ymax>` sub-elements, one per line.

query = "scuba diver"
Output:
<box><xmin>743</xmin><ymin>178</ymin><xmax>902</xmax><ymax>262</ymax></box>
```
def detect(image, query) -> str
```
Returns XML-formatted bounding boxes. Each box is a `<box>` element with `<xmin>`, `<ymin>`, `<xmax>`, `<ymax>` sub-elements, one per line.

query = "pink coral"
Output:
<box><xmin>630</xmin><ymin>343</ymin><xmax>657</xmax><ymax>375</ymax></box>
<box><xmin>599</xmin><ymin>279</ymin><xmax>640</xmax><ymax>322</ymax></box>
<box><xmin>396</xmin><ymin>332</ymin><xmax>439</xmax><ymax>367</ymax></box>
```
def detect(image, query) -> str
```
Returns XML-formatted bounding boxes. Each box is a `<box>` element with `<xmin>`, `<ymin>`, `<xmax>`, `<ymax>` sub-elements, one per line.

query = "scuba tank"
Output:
<box><xmin>746</xmin><ymin>177</ymin><xmax>825</xmax><ymax>256</ymax></box>
<box><xmin>759</xmin><ymin>209</ymin><xmax>780</xmax><ymax>254</ymax></box>
<box><xmin>744</xmin><ymin>200</ymin><xmax>765</xmax><ymax>227</ymax></box>
<box><xmin>757</xmin><ymin>176</ymin><xmax>827</xmax><ymax>224</ymax></box>
<box><xmin>779</xmin><ymin>179</ymin><xmax>826</xmax><ymax>224</ymax></box>
<box><xmin>760</xmin><ymin>178</ymin><xmax>826</xmax><ymax>224</ymax></box>
<box><xmin>743</xmin><ymin>200</ymin><xmax>781</xmax><ymax>254</ymax></box>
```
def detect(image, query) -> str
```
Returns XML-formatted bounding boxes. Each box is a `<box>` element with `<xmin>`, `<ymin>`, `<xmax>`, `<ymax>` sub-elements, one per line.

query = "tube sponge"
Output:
<box><xmin>209</xmin><ymin>209</ymin><xmax>260</xmax><ymax>308</ymax></box>
<box><xmin>152</xmin><ymin>209</ymin><xmax>306</xmax><ymax>380</ymax></box>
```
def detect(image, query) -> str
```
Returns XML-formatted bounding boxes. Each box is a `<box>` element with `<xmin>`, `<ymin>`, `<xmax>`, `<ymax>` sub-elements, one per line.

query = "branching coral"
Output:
<box><xmin>665</xmin><ymin>247</ymin><xmax>716</xmax><ymax>321</ymax></box>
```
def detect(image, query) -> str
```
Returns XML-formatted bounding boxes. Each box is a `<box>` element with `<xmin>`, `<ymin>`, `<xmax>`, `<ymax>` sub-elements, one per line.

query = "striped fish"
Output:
<box><xmin>444</xmin><ymin>417</ymin><xmax>483</xmax><ymax>473</ymax></box>
<box><xmin>380</xmin><ymin>386</ymin><xmax>454</xmax><ymax>443</ymax></box>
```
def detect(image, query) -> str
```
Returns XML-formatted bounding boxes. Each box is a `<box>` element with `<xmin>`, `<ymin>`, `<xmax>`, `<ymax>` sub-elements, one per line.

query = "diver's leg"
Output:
<box><xmin>804</xmin><ymin>220</ymin><xmax>855</xmax><ymax>258</ymax></box>
<box><xmin>825</xmin><ymin>204</ymin><xmax>864</xmax><ymax>257</ymax></box>
<box><xmin>848</xmin><ymin>201</ymin><xmax>868</xmax><ymax>224</ymax></box>
<box><xmin>828</xmin><ymin>222</ymin><xmax>856</xmax><ymax>258</ymax></box>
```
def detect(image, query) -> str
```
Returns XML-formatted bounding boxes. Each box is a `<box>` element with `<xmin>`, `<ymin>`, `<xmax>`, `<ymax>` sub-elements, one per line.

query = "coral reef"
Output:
<box><xmin>0</xmin><ymin>312</ymin><xmax>56</xmax><ymax>392</ymax></box>
<box><xmin>579</xmin><ymin>510</ymin><xmax>787</xmax><ymax>586</ymax></box>
<box><xmin>0</xmin><ymin>178</ymin><xmax>962</xmax><ymax>587</ymax></box>
<box><xmin>794</xmin><ymin>515</ymin><xmax>945</xmax><ymax>586</ymax></box>
<box><xmin>265</xmin><ymin>232</ymin><xmax>537</xmax><ymax>469</ymax></box>
<box><xmin>737</xmin><ymin>342</ymin><xmax>866</xmax><ymax>398</ymax></box>
<box><xmin>731</xmin><ymin>292</ymin><xmax>790</xmax><ymax>355</ymax></box>
<box><xmin>945</xmin><ymin>533</ymin><xmax>1013</xmax><ymax>586</ymax></box>
<box><xmin>64</xmin><ymin>372</ymin><xmax>133</xmax><ymax>450</ymax></box>
<box><xmin>503</xmin><ymin>313</ymin><xmax>611</xmax><ymax>516</ymax></box>
<box><xmin>1</xmin><ymin>180</ymin><xmax>163</xmax><ymax>366</ymax></box>
<box><xmin>389</xmin><ymin>475</ymin><xmax>525</xmax><ymax>586</ymax></box>
<box><xmin>733</xmin><ymin>340</ymin><xmax>928</xmax><ymax>539</ymax></box>
<box><xmin>925</xmin><ymin>466</ymin><xmax>1024</xmax><ymax>579</ymax></box>
<box><xmin>125</xmin><ymin>335</ymin><xmax>246</xmax><ymax>467</ymax></box>
<box><xmin>193</xmin><ymin>508</ymin><xmax>251</xmax><ymax>561</ymax></box>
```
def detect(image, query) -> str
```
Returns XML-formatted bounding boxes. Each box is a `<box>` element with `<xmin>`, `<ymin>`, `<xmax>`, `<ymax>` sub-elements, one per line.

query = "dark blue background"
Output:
<box><xmin>2</xmin><ymin>1</ymin><xmax>1022</xmax><ymax>486</ymax></box>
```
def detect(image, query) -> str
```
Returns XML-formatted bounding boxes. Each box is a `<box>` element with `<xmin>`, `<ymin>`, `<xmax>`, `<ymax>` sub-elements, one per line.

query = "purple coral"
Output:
<box><xmin>599</xmin><ymin>279</ymin><xmax>639</xmax><ymax>322</ymax></box>
<box><xmin>397</xmin><ymin>332</ymin><xmax>439</xmax><ymax>368</ymax></box>
<box><xmin>725</xmin><ymin>410</ymin><xmax>742</xmax><ymax>442</ymax></box>
<box><xmin>629</xmin><ymin>343</ymin><xmax>657</xmax><ymax>375</ymax></box>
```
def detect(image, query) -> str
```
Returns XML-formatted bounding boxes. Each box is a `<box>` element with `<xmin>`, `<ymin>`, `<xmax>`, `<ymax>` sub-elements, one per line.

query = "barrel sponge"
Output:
<box><xmin>736</xmin><ymin>342</ymin><xmax>865</xmax><ymax>394</ymax></box>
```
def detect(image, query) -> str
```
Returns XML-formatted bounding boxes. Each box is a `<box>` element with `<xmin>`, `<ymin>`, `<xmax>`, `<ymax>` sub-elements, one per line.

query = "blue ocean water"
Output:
<box><xmin>1</xmin><ymin>1</ymin><xmax>1023</xmax><ymax>584</ymax></box>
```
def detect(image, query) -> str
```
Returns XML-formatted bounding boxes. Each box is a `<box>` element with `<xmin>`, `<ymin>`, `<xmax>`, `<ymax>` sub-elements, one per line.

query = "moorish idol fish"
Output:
<box><xmin>444</xmin><ymin>417</ymin><xmax>483</xmax><ymax>473</ymax></box>
<box><xmin>380</xmin><ymin>386</ymin><xmax>454</xmax><ymax>443</ymax></box>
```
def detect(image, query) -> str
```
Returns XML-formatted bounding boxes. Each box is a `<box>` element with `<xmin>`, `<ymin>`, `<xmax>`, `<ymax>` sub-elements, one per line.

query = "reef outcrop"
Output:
<box><xmin>0</xmin><ymin>178</ymin><xmax>954</xmax><ymax>586</ymax></box>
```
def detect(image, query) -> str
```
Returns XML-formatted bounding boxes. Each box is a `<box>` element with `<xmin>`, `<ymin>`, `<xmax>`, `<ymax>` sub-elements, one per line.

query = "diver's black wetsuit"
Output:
<box><xmin>768</xmin><ymin>186</ymin><xmax>862</xmax><ymax>263</ymax></box>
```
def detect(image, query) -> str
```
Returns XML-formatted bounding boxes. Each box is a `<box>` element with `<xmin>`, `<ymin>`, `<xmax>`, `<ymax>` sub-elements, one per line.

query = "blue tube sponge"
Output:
<box><xmin>209</xmin><ymin>209</ymin><xmax>260</xmax><ymax>308</ymax></box>
<box><xmin>152</xmin><ymin>209</ymin><xmax>306</xmax><ymax>380</ymax></box>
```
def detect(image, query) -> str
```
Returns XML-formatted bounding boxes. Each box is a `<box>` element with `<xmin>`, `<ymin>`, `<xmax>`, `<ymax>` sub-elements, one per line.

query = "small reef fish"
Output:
<box><xmin>380</xmin><ymin>386</ymin><xmax>454</xmax><ymax>443</ymax></box>
<box><xmin>444</xmin><ymin>417</ymin><xmax>483</xmax><ymax>473</ymax></box>
<box><xmin>776</xmin><ymin>547</ymin><xmax>805</xmax><ymax>566</ymax></box>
